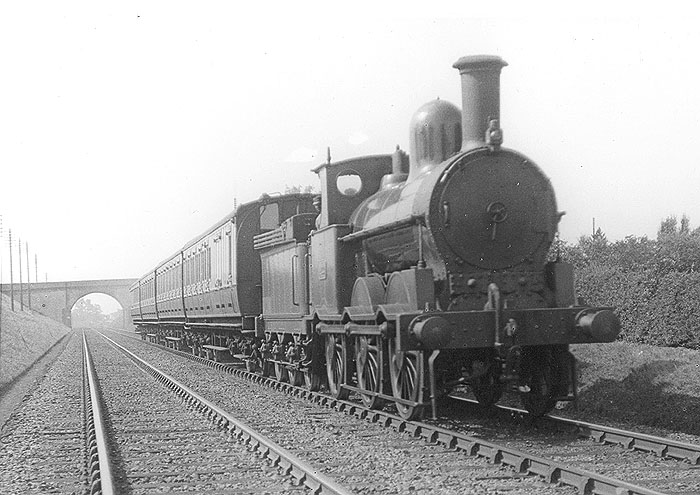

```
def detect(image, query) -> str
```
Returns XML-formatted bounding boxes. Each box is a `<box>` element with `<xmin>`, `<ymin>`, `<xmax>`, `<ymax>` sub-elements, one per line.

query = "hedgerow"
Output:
<box><xmin>555</xmin><ymin>215</ymin><xmax>700</xmax><ymax>349</ymax></box>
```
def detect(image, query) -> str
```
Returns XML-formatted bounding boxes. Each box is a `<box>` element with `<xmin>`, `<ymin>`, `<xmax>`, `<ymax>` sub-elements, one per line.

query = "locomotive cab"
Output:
<box><xmin>308</xmin><ymin>154</ymin><xmax>392</xmax><ymax>316</ymax></box>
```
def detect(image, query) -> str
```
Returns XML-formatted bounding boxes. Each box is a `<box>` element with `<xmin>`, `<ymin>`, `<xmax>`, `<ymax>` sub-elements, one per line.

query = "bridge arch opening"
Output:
<box><xmin>70</xmin><ymin>292</ymin><xmax>125</xmax><ymax>329</ymax></box>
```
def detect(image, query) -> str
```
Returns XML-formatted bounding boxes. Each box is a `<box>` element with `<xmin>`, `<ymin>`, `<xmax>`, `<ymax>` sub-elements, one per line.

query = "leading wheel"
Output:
<box><xmin>388</xmin><ymin>338</ymin><xmax>424</xmax><ymax>420</ymax></box>
<box><xmin>325</xmin><ymin>334</ymin><xmax>350</xmax><ymax>399</ymax></box>
<box><xmin>355</xmin><ymin>335</ymin><xmax>385</xmax><ymax>409</ymax></box>
<box><xmin>290</xmin><ymin>369</ymin><xmax>304</xmax><ymax>387</ymax></box>
<box><xmin>261</xmin><ymin>359</ymin><xmax>272</xmax><ymax>377</ymax></box>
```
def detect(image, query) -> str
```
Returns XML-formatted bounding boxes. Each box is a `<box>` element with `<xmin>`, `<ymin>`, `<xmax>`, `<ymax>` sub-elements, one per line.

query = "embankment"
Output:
<box><xmin>0</xmin><ymin>293</ymin><xmax>71</xmax><ymax>389</ymax></box>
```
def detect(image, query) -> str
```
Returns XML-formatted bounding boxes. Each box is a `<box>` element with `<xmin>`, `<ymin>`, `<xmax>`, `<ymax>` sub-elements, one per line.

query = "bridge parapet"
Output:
<box><xmin>0</xmin><ymin>278</ymin><xmax>138</xmax><ymax>329</ymax></box>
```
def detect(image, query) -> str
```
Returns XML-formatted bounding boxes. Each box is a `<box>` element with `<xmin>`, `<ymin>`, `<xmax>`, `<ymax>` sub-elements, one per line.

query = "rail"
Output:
<box><xmin>97</xmin><ymin>331</ymin><xmax>353</xmax><ymax>495</ymax></box>
<box><xmin>567</xmin><ymin>416</ymin><xmax>700</xmax><ymax>464</ymax></box>
<box><xmin>112</xmin><ymin>329</ymin><xmax>670</xmax><ymax>495</ymax></box>
<box><xmin>449</xmin><ymin>395</ymin><xmax>700</xmax><ymax>465</ymax></box>
<box><xmin>462</xmin><ymin>396</ymin><xmax>700</xmax><ymax>465</ymax></box>
<box><xmin>82</xmin><ymin>333</ymin><xmax>116</xmax><ymax>495</ymax></box>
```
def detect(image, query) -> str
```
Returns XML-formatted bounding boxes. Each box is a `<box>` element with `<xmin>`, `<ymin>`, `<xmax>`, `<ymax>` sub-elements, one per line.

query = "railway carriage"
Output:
<box><xmin>130</xmin><ymin>194</ymin><xmax>316</xmax><ymax>348</ymax></box>
<box><xmin>132</xmin><ymin>54</ymin><xmax>620</xmax><ymax>420</ymax></box>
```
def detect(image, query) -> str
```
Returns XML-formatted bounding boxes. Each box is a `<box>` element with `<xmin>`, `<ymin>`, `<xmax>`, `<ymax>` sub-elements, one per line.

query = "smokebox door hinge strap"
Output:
<box><xmin>485</xmin><ymin>283</ymin><xmax>502</xmax><ymax>346</ymax></box>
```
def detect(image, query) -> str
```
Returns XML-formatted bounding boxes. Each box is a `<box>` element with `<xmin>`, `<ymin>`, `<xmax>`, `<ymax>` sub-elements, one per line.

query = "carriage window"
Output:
<box><xmin>206</xmin><ymin>245</ymin><xmax>211</xmax><ymax>280</ymax></box>
<box><xmin>336</xmin><ymin>171</ymin><xmax>362</xmax><ymax>197</ymax></box>
<box><xmin>227</xmin><ymin>230</ymin><xmax>233</xmax><ymax>277</ymax></box>
<box><xmin>259</xmin><ymin>203</ymin><xmax>279</xmax><ymax>230</ymax></box>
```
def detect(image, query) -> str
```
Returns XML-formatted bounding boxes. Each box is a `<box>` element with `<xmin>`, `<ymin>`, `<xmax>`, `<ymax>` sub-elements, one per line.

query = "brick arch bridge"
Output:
<box><xmin>1</xmin><ymin>278</ymin><xmax>138</xmax><ymax>329</ymax></box>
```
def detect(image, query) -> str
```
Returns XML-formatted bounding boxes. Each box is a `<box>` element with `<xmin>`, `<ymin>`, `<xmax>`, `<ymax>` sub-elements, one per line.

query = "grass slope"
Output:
<box><xmin>0</xmin><ymin>294</ymin><xmax>71</xmax><ymax>388</ymax></box>
<box><xmin>569</xmin><ymin>342</ymin><xmax>700</xmax><ymax>437</ymax></box>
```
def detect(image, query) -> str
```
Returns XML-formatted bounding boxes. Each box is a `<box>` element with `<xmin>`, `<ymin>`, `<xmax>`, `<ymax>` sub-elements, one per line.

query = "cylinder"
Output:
<box><xmin>452</xmin><ymin>55</ymin><xmax>508</xmax><ymax>151</ymax></box>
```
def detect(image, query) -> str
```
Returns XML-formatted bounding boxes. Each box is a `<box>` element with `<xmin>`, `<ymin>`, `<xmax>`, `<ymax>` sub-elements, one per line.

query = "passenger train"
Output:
<box><xmin>131</xmin><ymin>55</ymin><xmax>620</xmax><ymax>419</ymax></box>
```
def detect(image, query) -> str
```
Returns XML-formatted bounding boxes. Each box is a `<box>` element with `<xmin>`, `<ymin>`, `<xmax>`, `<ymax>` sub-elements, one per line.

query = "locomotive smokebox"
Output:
<box><xmin>453</xmin><ymin>55</ymin><xmax>508</xmax><ymax>151</ymax></box>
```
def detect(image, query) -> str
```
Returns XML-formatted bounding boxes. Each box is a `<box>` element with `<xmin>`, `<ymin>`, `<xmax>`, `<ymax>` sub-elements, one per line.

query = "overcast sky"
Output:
<box><xmin>1</xmin><ymin>2</ymin><xmax>699</xmax><ymax>308</ymax></box>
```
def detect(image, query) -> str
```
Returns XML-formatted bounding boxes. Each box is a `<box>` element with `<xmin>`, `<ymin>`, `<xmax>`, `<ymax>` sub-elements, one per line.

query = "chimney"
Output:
<box><xmin>452</xmin><ymin>55</ymin><xmax>508</xmax><ymax>151</ymax></box>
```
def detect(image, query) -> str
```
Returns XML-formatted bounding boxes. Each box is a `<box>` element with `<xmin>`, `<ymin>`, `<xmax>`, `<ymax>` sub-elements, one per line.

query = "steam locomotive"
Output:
<box><xmin>130</xmin><ymin>55</ymin><xmax>620</xmax><ymax>420</ymax></box>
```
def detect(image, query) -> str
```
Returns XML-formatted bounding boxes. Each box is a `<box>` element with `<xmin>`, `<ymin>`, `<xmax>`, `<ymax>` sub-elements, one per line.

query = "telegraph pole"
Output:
<box><xmin>18</xmin><ymin>236</ymin><xmax>23</xmax><ymax>311</ymax></box>
<box><xmin>9</xmin><ymin>229</ymin><xmax>14</xmax><ymax>312</ymax></box>
<box><xmin>26</xmin><ymin>241</ymin><xmax>31</xmax><ymax>310</ymax></box>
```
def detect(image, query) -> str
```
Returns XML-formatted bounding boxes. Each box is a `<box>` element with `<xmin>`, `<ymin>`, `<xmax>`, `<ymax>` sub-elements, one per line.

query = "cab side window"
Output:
<box><xmin>259</xmin><ymin>203</ymin><xmax>279</xmax><ymax>231</ymax></box>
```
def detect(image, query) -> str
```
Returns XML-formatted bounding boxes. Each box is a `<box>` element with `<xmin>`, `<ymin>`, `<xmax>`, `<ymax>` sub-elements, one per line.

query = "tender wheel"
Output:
<box><xmin>388</xmin><ymin>338</ymin><xmax>424</xmax><ymax>420</ymax></box>
<box><xmin>261</xmin><ymin>360</ymin><xmax>272</xmax><ymax>377</ymax></box>
<box><xmin>275</xmin><ymin>361</ymin><xmax>289</xmax><ymax>382</ymax></box>
<box><xmin>355</xmin><ymin>335</ymin><xmax>385</xmax><ymax>409</ymax></box>
<box><xmin>303</xmin><ymin>369</ymin><xmax>322</xmax><ymax>391</ymax></box>
<box><xmin>325</xmin><ymin>334</ymin><xmax>350</xmax><ymax>399</ymax></box>
<box><xmin>291</xmin><ymin>369</ymin><xmax>304</xmax><ymax>387</ymax></box>
<box><xmin>245</xmin><ymin>359</ymin><xmax>257</xmax><ymax>372</ymax></box>
<box><xmin>520</xmin><ymin>348</ymin><xmax>557</xmax><ymax>417</ymax></box>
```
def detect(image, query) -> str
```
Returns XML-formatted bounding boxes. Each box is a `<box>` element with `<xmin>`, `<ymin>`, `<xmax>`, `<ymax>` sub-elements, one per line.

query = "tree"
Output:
<box><xmin>106</xmin><ymin>310</ymin><xmax>124</xmax><ymax>327</ymax></box>
<box><xmin>284</xmin><ymin>184</ymin><xmax>318</xmax><ymax>194</ymax></box>
<box><xmin>71</xmin><ymin>298</ymin><xmax>109</xmax><ymax>328</ymax></box>
<box><xmin>655</xmin><ymin>215</ymin><xmax>700</xmax><ymax>273</ymax></box>
<box><xmin>658</xmin><ymin>215</ymin><xmax>679</xmax><ymax>240</ymax></box>
<box><xmin>564</xmin><ymin>228</ymin><xmax>610</xmax><ymax>268</ymax></box>
<box><xmin>680</xmin><ymin>215</ymin><xmax>690</xmax><ymax>235</ymax></box>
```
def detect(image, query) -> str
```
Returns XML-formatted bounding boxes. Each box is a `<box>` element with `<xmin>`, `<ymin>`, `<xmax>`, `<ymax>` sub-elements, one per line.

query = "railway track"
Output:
<box><xmin>0</xmin><ymin>332</ymin><xmax>88</xmax><ymax>494</ymax></box>
<box><xmin>446</xmin><ymin>395</ymin><xmax>700</xmax><ymax>465</ymax></box>
<box><xmin>82</xmin><ymin>332</ymin><xmax>114</xmax><ymax>494</ymax></box>
<box><xmin>100</xmin><ymin>329</ymin><xmax>576</xmax><ymax>494</ymax></box>
<box><xmin>83</xmin><ymin>330</ymin><xmax>352</xmax><ymax>494</ymax></box>
<box><xmin>106</xmin><ymin>329</ymin><xmax>700</xmax><ymax>494</ymax></box>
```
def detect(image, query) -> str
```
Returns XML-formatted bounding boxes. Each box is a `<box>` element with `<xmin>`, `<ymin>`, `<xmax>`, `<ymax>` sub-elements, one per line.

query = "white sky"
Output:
<box><xmin>1</xmin><ymin>2</ymin><xmax>699</xmax><ymax>292</ymax></box>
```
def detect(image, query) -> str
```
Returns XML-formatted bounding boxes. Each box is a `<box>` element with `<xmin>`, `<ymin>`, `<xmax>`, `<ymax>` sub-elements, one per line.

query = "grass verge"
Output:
<box><xmin>0</xmin><ymin>294</ymin><xmax>71</xmax><ymax>388</ymax></box>
<box><xmin>568</xmin><ymin>341</ymin><xmax>700</xmax><ymax>436</ymax></box>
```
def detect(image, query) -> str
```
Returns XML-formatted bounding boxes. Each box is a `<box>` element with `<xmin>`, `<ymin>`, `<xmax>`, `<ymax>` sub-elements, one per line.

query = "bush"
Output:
<box><xmin>645</xmin><ymin>272</ymin><xmax>700</xmax><ymax>348</ymax></box>
<box><xmin>560</xmin><ymin>217</ymin><xmax>700</xmax><ymax>349</ymax></box>
<box><xmin>574</xmin><ymin>265</ymin><xmax>653</xmax><ymax>343</ymax></box>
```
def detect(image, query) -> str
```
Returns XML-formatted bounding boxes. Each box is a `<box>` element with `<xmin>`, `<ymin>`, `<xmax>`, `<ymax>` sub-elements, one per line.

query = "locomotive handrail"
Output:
<box><xmin>291</xmin><ymin>254</ymin><xmax>299</xmax><ymax>306</ymax></box>
<box><xmin>339</xmin><ymin>215</ymin><xmax>422</xmax><ymax>243</ymax></box>
<box><xmin>304</xmin><ymin>252</ymin><xmax>311</xmax><ymax>306</ymax></box>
